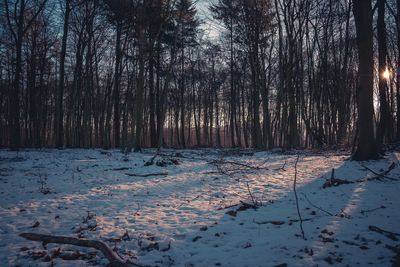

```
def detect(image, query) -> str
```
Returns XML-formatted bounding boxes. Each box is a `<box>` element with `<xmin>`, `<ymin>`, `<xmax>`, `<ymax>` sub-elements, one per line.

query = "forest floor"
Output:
<box><xmin>0</xmin><ymin>148</ymin><xmax>399</xmax><ymax>267</ymax></box>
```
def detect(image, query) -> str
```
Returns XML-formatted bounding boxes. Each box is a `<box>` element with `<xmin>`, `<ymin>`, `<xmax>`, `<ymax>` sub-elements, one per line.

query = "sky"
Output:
<box><xmin>195</xmin><ymin>0</ymin><xmax>223</xmax><ymax>40</ymax></box>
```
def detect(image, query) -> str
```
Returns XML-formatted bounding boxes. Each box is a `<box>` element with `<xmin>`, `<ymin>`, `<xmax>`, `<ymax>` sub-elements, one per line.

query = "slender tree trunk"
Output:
<box><xmin>229</xmin><ymin>19</ymin><xmax>236</xmax><ymax>147</ymax></box>
<box><xmin>149</xmin><ymin>44</ymin><xmax>157</xmax><ymax>147</ymax></box>
<box><xmin>180</xmin><ymin>40</ymin><xmax>186</xmax><ymax>148</ymax></box>
<box><xmin>9</xmin><ymin>2</ymin><xmax>26</xmax><ymax>150</ymax></box>
<box><xmin>376</xmin><ymin>0</ymin><xmax>389</xmax><ymax>149</ymax></box>
<box><xmin>113</xmin><ymin>22</ymin><xmax>122</xmax><ymax>148</ymax></box>
<box><xmin>396</xmin><ymin>0</ymin><xmax>400</xmax><ymax>140</ymax></box>
<box><xmin>134</xmin><ymin>25</ymin><xmax>145</xmax><ymax>151</ymax></box>
<box><xmin>55</xmin><ymin>0</ymin><xmax>71</xmax><ymax>148</ymax></box>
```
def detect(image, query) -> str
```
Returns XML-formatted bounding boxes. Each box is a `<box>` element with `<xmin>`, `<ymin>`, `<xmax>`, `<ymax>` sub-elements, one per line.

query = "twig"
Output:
<box><xmin>246</xmin><ymin>182</ymin><xmax>258</xmax><ymax>210</ymax></box>
<box><xmin>293</xmin><ymin>155</ymin><xmax>306</xmax><ymax>240</ymax></box>
<box><xmin>134</xmin><ymin>203</ymin><xmax>140</xmax><ymax>216</ymax></box>
<box><xmin>360</xmin><ymin>205</ymin><xmax>386</xmax><ymax>215</ymax></box>
<box><xmin>301</xmin><ymin>193</ymin><xmax>334</xmax><ymax>216</ymax></box>
<box><xmin>274</xmin><ymin>160</ymin><xmax>287</xmax><ymax>171</ymax></box>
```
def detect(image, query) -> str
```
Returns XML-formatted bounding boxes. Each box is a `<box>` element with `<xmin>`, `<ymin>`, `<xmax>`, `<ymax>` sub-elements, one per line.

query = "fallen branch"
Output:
<box><xmin>368</xmin><ymin>226</ymin><xmax>400</xmax><ymax>241</ymax></box>
<box><xmin>208</xmin><ymin>158</ymin><xmax>267</xmax><ymax>171</ymax></box>
<box><xmin>253</xmin><ymin>219</ymin><xmax>285</xmax><ymax>225</ymax></box>
<box><xmin>202</xmin><ymin>167</ymin><xmax>253</xmax><ymax>175</ymax></box>
<box><xmin>144</xmin><ymin>152</ymin><xmax>179</xmax><ymax>167</ymax></box>
<box><xmin>216</xmin><ymin>203</ymin><xmax>239</xmax><ymax>210</ymax></box>
<box><xmin>322</xmin><ymin>169</ymin><xmax>353</xmax><ymax>188</ymax></box>
<box><xmin>238</xmin><ymin>200</ymin><xmax>257</xmax><ymax>211</ymax></box>
<box><xmin>254</xmin><ymin>217</ymin><xmax>317</xmax><ymax>225</ymax></box>
<box><xmin>360</xmin><ymin>205</ymin><xmax>386</xmax><ymax>215</ymax></box>
<box><xmin>293</xmin><ymin>155</ymin><xmax>306</xmax><ymax>240</ymax></box>
<box><xmin>358</xmin><ymin>162</ymin><xmax>398</xmax><ymax>182</ymax></box>
<box><xmin>144</xmin><ymin>154</ymin><xmax>158</xmax><ymax>166</ymax></box>
<box><xmin>111</xmin><ymin>167</ymin><xmax>130</xmax><ymax>171</ymax></box>
<box><xmin>19</xmin><ymin>233</ymin><xmax>133</xmax><ymax>267</ymax></box>
<box><xmin>225</xmin><ymin>201</ymin><xmax>257</xmax><ymax>217</ymax></box>
<box><xmin>125</xmin><ymin>172</ymin><xmax>168</xmax><ymax>177</ymax></box>
<box><xmin>323</xmin><ymin>162</ymin><xmax>398</xmax><ymax>189</ymax></box>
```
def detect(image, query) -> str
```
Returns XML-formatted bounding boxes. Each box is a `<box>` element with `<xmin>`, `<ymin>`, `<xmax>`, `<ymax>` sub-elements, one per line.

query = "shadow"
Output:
<box><xmin>153</xmin><ymin>153</ymin><xmax>400</xmax><ymax>267</ymax></box>
<box><xmin>0</xmin><ymin>149</ymin><xmax>399</xmax><ymax>266</ymax></box>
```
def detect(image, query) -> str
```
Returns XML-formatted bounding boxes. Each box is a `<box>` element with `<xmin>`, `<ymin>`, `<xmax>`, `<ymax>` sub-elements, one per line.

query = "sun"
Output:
<box><xmin>382</xmin><ymin>68</ymin><xmax>390</xmax><ymax>80</ymax></box>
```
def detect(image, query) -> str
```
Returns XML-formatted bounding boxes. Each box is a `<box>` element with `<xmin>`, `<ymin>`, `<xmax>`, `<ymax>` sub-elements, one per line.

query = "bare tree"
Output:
<box><xmin>352</xmin><ymin>0</ymin><xmax>378</xmax><ymax>160</ymax></box>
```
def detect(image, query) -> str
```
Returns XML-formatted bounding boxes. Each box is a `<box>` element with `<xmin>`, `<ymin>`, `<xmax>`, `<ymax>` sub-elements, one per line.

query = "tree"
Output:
<box><xmin>3</xmin><ymin>0</ymin><xmax>48</xmax><ymax>150</ymax></box>
<box><xmin>352</xmin><ymin>0</ymin><xmax>378</xmax><ymax>160</ymax></box>
<box><xmin>102</xmin><ymin>0</ymin><xmax>133</xmax><ymax>148</ymax></box>
<box><xmin>396</xmin><ymin>0</ymin><xmax>400</xmax><ymax>141</ymax></box>
<box><xmin>376</xmin><ymin>0</ymin><xmax>390</xmax><ymax>149</ymax></box>
<box><xmin>0</xmin><ymin>0</ymin><xmax>398</xmax><ymax>152</ymax></box>
<box><xmin>55</xmin><ymin>0</ymin><xmax>72</xmax><ymax>148</ymax></box>
<box><xmin>211</xmin><ymin>0</ymin><xmax>240</xmax><ymax>147</ymax></box>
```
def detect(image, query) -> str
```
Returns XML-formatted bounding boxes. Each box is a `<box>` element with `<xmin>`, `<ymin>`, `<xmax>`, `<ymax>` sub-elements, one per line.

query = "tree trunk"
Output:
<box><xmin>376</xmin><ymin>0</ymin><xmax>389</xmax><ymax>149</ymax></box>
<box><xmin>352</xmin><ymin>0</ymin><xmax>378</xmax><ymax>160</ymax></box>
<box><xmin>149</xmin><ymin>44</ymin><xmax>157</xmax><ymax>147</ymax></box>
<box><xmin>10</xmin><ymin>4</ymin><xmax>25</xmax><ymax>150</ymax></box>
<box><xmin>113</xmin><ymin>22</ymin><xmax>122</xmax><ymax>148</ymax></box>
<box><xmin>134</xmin><ymin>25</ymin><xmax>145</xmax><ymax>152</ymax></box>
<box><xmin>396</xmin><ymin>0</ymin><xmax>400</xmax><ymax>141</ymax></box>
<box><xmin>55</xmin><ymin>0</ymin><xmax>71</xmax><ymax>148</ymax></box>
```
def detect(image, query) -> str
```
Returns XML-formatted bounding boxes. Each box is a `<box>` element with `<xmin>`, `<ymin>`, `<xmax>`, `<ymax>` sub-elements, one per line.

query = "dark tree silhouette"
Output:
<box><xmin>352</xmin><ymin>0</ymin><xmax>379</xmax><ymax>160</ymax></box>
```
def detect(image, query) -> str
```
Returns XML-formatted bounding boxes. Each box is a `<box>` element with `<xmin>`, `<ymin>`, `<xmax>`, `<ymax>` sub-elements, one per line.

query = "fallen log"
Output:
<box><xmin>19</xmin><ymin>233</ymin><xmax>133</xmax><ymax>267</ymax></box>
<box><xmin>125</xmin><ymin>172</ymin><xmax>168</xmax><ymax>177</ymax></box>
<box><xmin>253</xmin><ymin>220</ymin><xmax>285</xmax><ymax>225</ymax></box>
<box><xmin>208</xmin><ymin>159</ymin><xmax>267</xmax><ymax>171</ymax></box>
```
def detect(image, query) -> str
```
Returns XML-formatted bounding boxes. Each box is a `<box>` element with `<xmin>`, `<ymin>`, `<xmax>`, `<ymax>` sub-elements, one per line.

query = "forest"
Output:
<box><xmin>1</xmin><ymin>0</ymin><xmax>400</xmax><ymax>266</ymax></box>
<box><xmin>0</xmin><ymin>0</ymin><xmax>398</xmax><ymax>159</ymax></box>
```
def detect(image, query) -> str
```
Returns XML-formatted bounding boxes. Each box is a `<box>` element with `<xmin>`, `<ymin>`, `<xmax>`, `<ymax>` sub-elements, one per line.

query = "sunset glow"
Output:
<box><xmin>382</xmin><ymin>68</ymin><xmax>390</xmax><ymax>80</ymax></box>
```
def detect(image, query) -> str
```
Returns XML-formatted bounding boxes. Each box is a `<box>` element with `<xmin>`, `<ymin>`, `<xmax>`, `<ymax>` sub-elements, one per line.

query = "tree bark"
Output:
<box><xmin>134</xmin><ymin>24</ymin><xmax>145</xmax><ymax>152</ymax></box>
<box><xmin>352</xmin><ymin>0</ymin><xmax>378</xmax><ymax>160</ymax></box>
<box><xmin>113</xmin><ymin>22</ymin><xmax>122</xmax><ymax>148</ymax></box>
<box><xmin>376</xmin><ymin>0</ymin><xmax>389</xmax><ymax>149</ymax></box>
<box><xmin>55</xmin><ymin>0</ymin><xmax>71</xmax><ymax>148</ymax></box>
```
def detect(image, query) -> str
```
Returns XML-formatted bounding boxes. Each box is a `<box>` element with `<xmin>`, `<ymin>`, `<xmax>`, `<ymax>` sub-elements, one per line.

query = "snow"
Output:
<box><xmin>0</xmin><ymin>149</ymin><xmax>399</xmax><ymax>266</ymax></box>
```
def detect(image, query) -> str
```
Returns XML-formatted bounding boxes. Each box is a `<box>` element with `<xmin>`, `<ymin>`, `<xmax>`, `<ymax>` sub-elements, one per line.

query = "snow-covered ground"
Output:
<box><xmin>0</xmin><ymin>149</ymin><xmax>399</xmax><ymax>266</ymax></box>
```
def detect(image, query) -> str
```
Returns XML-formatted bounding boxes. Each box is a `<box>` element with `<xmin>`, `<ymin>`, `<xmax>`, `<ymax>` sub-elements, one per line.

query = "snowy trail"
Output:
<box><xmin>0</xmin><ymin>149</ymin><xmax>399</xmax><ymax>266</ymax></box>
